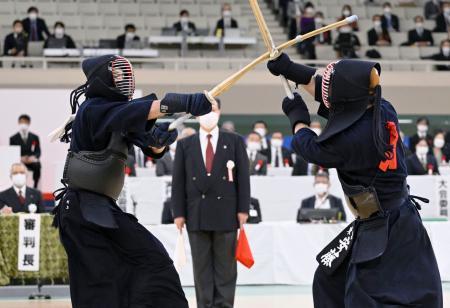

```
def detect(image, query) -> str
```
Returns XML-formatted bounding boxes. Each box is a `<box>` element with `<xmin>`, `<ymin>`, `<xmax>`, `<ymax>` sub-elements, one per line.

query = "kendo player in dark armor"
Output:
<box><xmin>267</xmin><ymin>54</ymin><xmax>443</xmax><ymax>307</ymax></box>
<box><xmin>52</xmin><ymin>55</ymin><xmax>216</xmax><ymax>308</ymax></box>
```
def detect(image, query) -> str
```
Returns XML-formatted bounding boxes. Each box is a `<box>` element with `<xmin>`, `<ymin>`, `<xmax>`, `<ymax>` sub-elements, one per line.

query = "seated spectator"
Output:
<box><xmin>338</xmin><ymin>4</ymin><xmax>359</xmax><ymax>31</ymax></box>
<box><xmin>334</xmin><ymin>26</ymin><xmax>361</xmax><ymax>58</ymax></box>
<box><xmin>247</xmin><ymin>197</ymin><xmax>262</xmax><ymax>224</ymax></box>
<box><xmin>407</xmin><ymin>16</ymin><xmax>434</xmax><ymax>46</ymax></box>
<box><xmin>173</xmin><ymin>10</ymin><xmax>197</xmax><ymax>36</ymax></box>
<box><xmin>10</xmin><ymin>114</ymin><xmax>41</xmax><ymax>188</ymax></box>
<box><xmin>246</xmin><ymin>131</ymin><xmax>268</xmax><ymax>176</ymax></box>
<box><xmin>368</xmin><ymin>15</ymin><xmax>392</xmax><ymax>46</ymax></box>
<box><xmin>44</xmin><ymin>22</ymin><xmax>76</xmax><ymax>49</ymax></box>
<box><xmin>0</xmin><ymin>163</ymin><xmax>44</xmax><ymax>214</ymax></box>
<box><xmin>252</xmin><ymin>120</ymin><xmax>270</xmax><ymax>159</ymax></box>
<box><xmin>298</xmin><ymin>2</ymin><xmax>316</xmax><ymax>59</ymax></box>
<box><xmin>297</xmin><ymin>172</ymin><xmax>346</xmax><ymax>222</ymax></box>
<box><xmin>116</xmin><ymin>24</ymin><xmax>141</xmax><ymax>49</ymax></box>
<box><xmin>381</xmin><ymin>2</ymin><xmax>400</xmax><ymax>32</ymax></box>
<box><xmin>424</xmin><ymin>0</ymin><xmax>442</xmax><ymax>20</ymax></box>
<box><xmin>433</xmin><ymin>2</ymin><xmax>450</xmax><ymax>32</ymax></box>
<box><xmin>22</xmin><ymin>6</ymin><xmax>49</xmax><ymax>42</ymax></box>
<box><xmin>432</xmin><ymin>130</ymin><xmax>449</xmax><ymax>164</ymax></box>
<box><xmin>3</xmin><ymin>20</ymin><xmax>28</xmax><ymax>57</ymax></box>
<box><xmin>180</xmin><ymin>127</ymin><xmax>196</xmax><ymax>139</ymax></box>
<box><xmin>156</xmin><ymin>141</ymin><xmax>176</xmax><ymax>176</ymax></box>
<box><xmin>409</xmin><ymin>116</ymin><xmax>433</xmax><ymax>153</ymax></box>
<box><xmin>221</xmin><ymin>120</ymin><xmax>235</xmax><ymax>132</ymax></box>
<box><xmin>214</xmin><ymin>3</ymin><xmax>239</xmax><ymax>37</ymax></box>
<box><xmin>314</xmin><ymin>11</ymin><xmax>332</xmax><ymax>45</ymax></box>
<box><xmin>269</xmin><ymin>131</ymin><xmax>293</xmax><ymax>167</ymax></box>
<box><xmin>422</xmin><ymin>39</ymin><xmax>450</xmax><ymax>71</ymax></box>
<box><xmin>406</xmin><ymin>139</ymin><xmax>440</xmax><ymax>175</ymax></box>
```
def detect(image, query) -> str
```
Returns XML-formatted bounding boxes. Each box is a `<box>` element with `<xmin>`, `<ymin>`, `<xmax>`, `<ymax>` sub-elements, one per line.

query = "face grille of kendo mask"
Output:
<box><xmin>109</xmin><ymin>56</ymin><xmax>135</xmax><ymax>100</ymax></box>
<box><xmin>321</xmin><ymin>61</ymin><xmax>338</xmax><ymax>108</ymax></box>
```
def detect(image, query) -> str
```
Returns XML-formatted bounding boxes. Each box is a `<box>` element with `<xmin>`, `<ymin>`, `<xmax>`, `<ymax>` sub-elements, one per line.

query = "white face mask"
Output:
<box><xmin>125</xmin><ymin>32</ymin><xmax>135</xmax><ymax>39</ymax></box>
<box><xmin>314</xmin><ymin>183</ymin><xmax>328</xmax><ymax>195</ymax></box>
<box><xmin>54</xmin><ymin>27</ymin><xmax>64</xmax><ymax>38</ymax></box>
<box><xmin>374</xmin><ymin>20</ymin><xmax>382</xmax><ymax>27</ymax></box>
<box><xmin>271</xmin><ymin>138</ymin><xmax>282</xmax><ymax>148</ymax></box>
<box><xmin>180</xmin><ymin>16</ymin><xmax>189</xmax><ymax>23</ymax></box>
<box><xmin>415</xmin><ymin>23</ymin><xmax>424</xmax><ymax>30</ymax></box>
<box><xmin>442</xmin><ymin>47</ymin><xmax>450</xmax><ymax>56</ymax></box>
<box><xmin>311</xmin><ymin>128</ymin><xmax>322</xmax><ymax>135</ymax></box>
<box><xmin>29</xmin><ymin>13</ymin><xmax>37</xmax><ymax>20</ymax></box>
<box><xmin>254</xmin><ymin>127</ymin><xmax>266</xmax><ymax>137</ymax></box>
<box><xmin>12</xmin><ymin>173</ymin><xmax>26</xmax><ymax>188</ymax></box>
<box><xmin>305</xmin><ymin>7</ymin><xmax>315</xmax><ymax>15</ymax></box>
<box><xmin>169</xmin><ymin>141</ymin><xmax>177</xmax><ymax>152</ymax></box>
<box><xmin>198</xmin><ymin>112</ymin><xmax>219</xmax><ymax>131</ymax></box>
<box><xmin>416</xmin><ymin>146</ymin><xmax>429</xmax><ymax>156</ymax></box>
<box><xmin>315</xmin><ymin>18</ymin><xmax>323</xmax><ymax>24</ymax></box>
<box><xmin>434</xmin><ymin>138</ymin><xmax>445</xmax><ymax>149</ymax></box>
<box><xmin>342</xmin><ymin>9</ymin><xmax>351</xmax><ymax>17</ymax></box>
<box><xmin>19</xmin><ymin>123</ymin><xmax>29</xmax><ymax>134</ymax></box>
<box><xmin>383</xmin><ymin>7</ymin><xmax>391</xmax><ymax>14</ymax></box>
<box><xmin>340</xmin><ymin>26</ymin><xmax>352</xmax><ymax>33</ymax></box>
<box><xmin>223</xmin><ymin>10</ymin><xmax>231</xmax><ymax>18</ymax></box>
<box><xmin>444</xmin><ymin>7</ymin><xmax>450</xmax><ymax>14</ymax></box>
<box><xmin>417</xmin><ymin>124</ymin><xmax>428</xmax><ymax>133</ymax></box>
<box><xmin>247</xmin><ymin>141</ymin><xmax>261</xmax><ymax>152</ymax></box>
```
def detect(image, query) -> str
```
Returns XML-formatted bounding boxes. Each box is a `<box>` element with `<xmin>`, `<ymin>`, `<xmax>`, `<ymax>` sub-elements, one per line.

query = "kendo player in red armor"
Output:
<box><xmin>52</xmin><ymin>55</ymin><xmax>215</xmax><ymax>308</ymax></box>
<box><xmin>267</xmin><ymin>54</ymin><xmax>443</xmax><ymax>307</ymax></box>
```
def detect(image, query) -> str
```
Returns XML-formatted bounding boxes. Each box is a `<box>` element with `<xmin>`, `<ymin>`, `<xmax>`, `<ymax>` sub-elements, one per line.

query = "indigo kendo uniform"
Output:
<box><xmin>52</xmin><ymin>55</ymin><xmax>213</xmax><ymax>308</ymax></box>
<box><xmin>268</xmin><ymin>54</ymin><xmax>442</xmax><ymax>307</ymax></box>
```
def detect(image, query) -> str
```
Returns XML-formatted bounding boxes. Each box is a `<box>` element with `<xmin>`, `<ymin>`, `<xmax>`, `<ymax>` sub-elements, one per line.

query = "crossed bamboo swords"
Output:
<box><xmin>169</xmin><ymin>3</ymin><xmax>358</xmax><ymax>129</ymax></box>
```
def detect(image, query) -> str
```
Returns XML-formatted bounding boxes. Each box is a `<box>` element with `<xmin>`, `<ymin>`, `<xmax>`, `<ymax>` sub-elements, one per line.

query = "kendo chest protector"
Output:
<box><xmin>63</xmin><ymin>132</ymin><xmax>128</xmax><ymax>200</ymax></box>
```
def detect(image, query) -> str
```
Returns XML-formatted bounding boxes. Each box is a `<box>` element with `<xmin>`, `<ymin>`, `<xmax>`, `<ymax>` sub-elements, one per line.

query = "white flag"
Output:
<box><xmin>174</xmin><ymin>231</ymin><xmax>187</xmax><ymax>273</ymax></box>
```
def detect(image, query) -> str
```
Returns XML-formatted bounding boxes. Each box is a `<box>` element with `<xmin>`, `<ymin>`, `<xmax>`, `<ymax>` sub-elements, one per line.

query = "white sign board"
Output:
<box><xmin>17</xmin><ymin>214</ymin><xmax>41</xmax><ymax>271</ymax></box>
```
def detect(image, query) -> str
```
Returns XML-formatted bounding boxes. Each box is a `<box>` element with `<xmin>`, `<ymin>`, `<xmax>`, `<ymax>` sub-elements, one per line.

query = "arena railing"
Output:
<box><xmin>1</xmin><ymin>57</ymin><xmax>450</xmax><ymax>71</ymax></box>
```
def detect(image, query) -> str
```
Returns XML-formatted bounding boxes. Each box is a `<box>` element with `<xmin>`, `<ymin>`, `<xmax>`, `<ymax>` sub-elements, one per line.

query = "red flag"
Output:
<box><xmin>235</xmin><ymin>226</ymin><xmax>254</xmax><ymax>268</ymax></box>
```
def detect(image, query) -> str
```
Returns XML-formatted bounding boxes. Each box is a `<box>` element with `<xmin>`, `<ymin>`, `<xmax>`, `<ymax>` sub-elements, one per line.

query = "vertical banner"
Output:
<box><xmin>436</xmin><ymin>176</ymin><xmax>448</xmax><ymax>219</ymax></box>
<box><xmin>17</xmin><ymin>214</ymin><xmax>41</xmax><ymax>271</ymax></box>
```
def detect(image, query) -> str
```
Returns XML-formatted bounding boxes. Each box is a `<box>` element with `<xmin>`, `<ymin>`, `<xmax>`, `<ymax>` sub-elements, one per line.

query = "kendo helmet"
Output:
<box><xmin>82</xmin><ymin>55</ymin><xmax>135</xmax><ymax>101</ymax></box>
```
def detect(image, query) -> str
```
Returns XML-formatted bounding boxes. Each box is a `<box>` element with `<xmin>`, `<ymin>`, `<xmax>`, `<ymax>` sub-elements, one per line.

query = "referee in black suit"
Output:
<box><xmin>171</xmin><ymin>102</ymin><xmax>250</xmax><ymax>308</ymax></box>
<box><xmin>9</xmin><ymin>114</ymin><xmax>41</xmax><ymax>188</ymax></box>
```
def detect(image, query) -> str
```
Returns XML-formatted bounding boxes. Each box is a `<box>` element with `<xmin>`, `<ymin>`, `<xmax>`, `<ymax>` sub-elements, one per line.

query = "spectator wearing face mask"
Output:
<box><xmin>21</xmin><ymin>6</ymin><xmax>50</xmax><ymax>42</ymax></box>
<box><xmin>314</xmin><ymin>11</ymin><xmax>332</xmax><ymax>45</ymax></box>
<box><xmin>434</xmin><ymin>2</ymin><xmax>450</xmax><ymax>32</ymax></box>
<box><xmin>368</xmin><ymin>15</ymin><xmax>392</xmax><ymax>46</ymax></box>
<box><xmin>338</xmin><ymin>5</ymin><xmax>359</xmax><ymax>31</ymax></box>
<box><xmin>298</xmin><ymin>2</ymin><xmax>317</xmax><ymax>59</ymax></box>
<box><xmin>432</xmin><ymin>130</ymin><xmax>449</xmax><ymax>165</ymax></box>
<box><xmin>3</xmin><ymin>20</ymin><xmax>28</xmax><ymax>57</ymax></box>
<box><xmin>381</xmin><ymin>2</ymin><xmax>400</xmax><ymax>32</ymax></box>
<box><xmin>270</xmin><ymin>132</ymin><xmax>293</xmax><ymax>167</ymax></box>
<box><xmin>424</xmin><ymin>0</ymin><xmax>442</xmax><ymax>20</ymax></box>
<box><xmin>407</xmin><ymin>16</ymin><xmax>434</xmax><ymax>46</ymax></box>
<box><xmin>173</xmin><ymin>10</ymin><xmax>197</xmax><ymax>36</ymax></box>
<box><xmin>406</xmin><ymin>139</ymin><xmax>440</xmax><ymax>175</ymax></box>
<box><xmin>247</xmin><ymin>131</ymin><xmax>268</xmax><ymax>176</ymax></box>
<box><xmin>214</xmin><ymin>3</ymin><xmax>239</xmax><ymax>37</ymax></box>
<box><xmin>44</xmin><ymin>21</ymin><xmax>76</xmax><ymax>49</ymax></box>
<box><xmin>0</xmin><ymin>163</ymin><xmax>44</xmax><ymax>214</ymax></box>
<box><xmin>297</xmin><ymin>171</ymin><xmax>346</xmax><ymax>222</ymax></box>
<box><xmin>333</xmin><ymin>25</ymin><xmax>361</xmax><ymax>58</ymax></box>
<box><xmin>292</xmin><ymin>121</ymin><xmax>324</xmax><ymax>176</ymax></box>
<box><xmin>221</xmin><ymin>120</ymin><xmax>235</xmax><ymax>133</ymax></box>
<box><xmin>9</xmin><ymin>115</ymin><xmax>41</xmax><ymax>188</ymax></box>
<box><xmin>422</xmin><ymin>39</ymin><xmax>450</xmax><ymax>71</ymax></box>
<box><xmin>409</xmin><ymin>117</ymin><xmax>434</xmax><ymax>153</ymax></box>
<box><xmin>252</xmin><ymin>120</ymin><xmax>271</xmax><ymax>159</ymax></box>
<box><xmin>116</xmin><ymin>24</ymin><xmax>141</xmax><ymax>49</ymax></box>
<box><xmin>156</xmin><ymin>140</ymin><xmax>177</xmax><ymax>176</ymax></box>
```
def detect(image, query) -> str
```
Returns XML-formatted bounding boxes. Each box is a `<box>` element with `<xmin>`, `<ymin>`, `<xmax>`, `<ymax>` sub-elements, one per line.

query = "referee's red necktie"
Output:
<box><xmin>18</xmin><ymin>190</ymin><xmax>25</xmax><ymax>205</ymax></box>
<box><xmin>205</xmin><ymin>134</ymin><xmax>214</xmax><ymax>174</ymax></box>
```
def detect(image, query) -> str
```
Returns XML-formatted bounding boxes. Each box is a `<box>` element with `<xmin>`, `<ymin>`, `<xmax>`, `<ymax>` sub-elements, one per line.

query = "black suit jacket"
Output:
<box><xmin>297</xmin><ymin>195</ymin><xmax>346</xmax><ymax>222</ymax></box>
<box><xmin>434</xmin><ymin>14</ymin><xmax>449</xmax><ymax>32</ymax></box>
<box><xmin>381</xmin><ymin>14</ymin><xmax>399</xmax><ymax>32</ymax></box>
<box><xmin>367</xmin><ymin>28</ymin><xmax>391</xmax><ymax>46</ymax></box>
<box><xmin>0</xmin><ymin>186</ymin><xmax>44</xmax><ymax>213</ymax></box>
<box><xmin>247</xmin><ymin>197</ymin><xmax>262</xmax><ymax>224</ymax></box>
<box><xmin>407</xmin><ymin>29</ymin><xmax>434</xmax><ymax>46</ymax></box>
<box><xmin>172</xmin><ymin>131</ymin><xmax>250</xmax><ymax>231</ymax></box>
<box><xmin>22</xmin><ymin>17</ymin><xmax>49</xmax><ymax>41</ymax></box>
<box><xmin>408</xmin><ymin>133</ymin><xmax>433</xmax><ymax>153</ymax></box>
<box><xmin>173</xmin><ymin>21</ymin><xmax>197</xmax><ymax>34</ymax></box>
<box><xmin>156</xmin><ymin>152</ymin><xmax>173</xmax><ymax>176</ymax></box>
<box><xmin>214</xmin><ymin>18</ymin><xmax>239</xmax><ymax>36</ymax></box>
<box><xmin>406</xmin><ymin>153</ymin><xmax>440</xmax><ymax>175</ymax></box>
<box><xmin>3</xmin><ymin>32</ymin><xmax>28</xmax><ymax>56</ymax></box>
<box><xmin>116</xmin><ymin>34</ymin><xmax>141</xmax><ymax>49</ymax></box>
<box><xmin>44</xmin><ymin>34</ymin><xmax>76</xmax><ymax>49</ymax></box>
<box><xmin>10</xmin><ymin>132</ymin><xmax>41</xmax><ymax>158</ymax></box>
<box><xmin>249</xmin><ymin>152</ymin><xmax>268</xmax><ymax>176</ymax></box>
